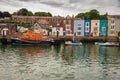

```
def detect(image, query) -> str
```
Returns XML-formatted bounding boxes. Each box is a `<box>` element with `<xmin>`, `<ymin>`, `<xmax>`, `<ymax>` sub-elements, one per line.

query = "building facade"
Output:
<box><xmin>107</xmin><ymin>15</ymin><xmax>120</xmax><ymax>37</ymax></box>
<box><xmin>99</xmin><ymin>20</ymin><xmax>108</xmax><ymax>37</ymax></box>
<box><xmin>11</xmin><ymin>15</ymin><xmax>120</xmax><ymax>37</ymax></box>
<box><xmin>63</xmin><ymin>15</ymin><xmax>74</xmax><ymax>36</ymax></box>
<box><xmin>52</xmin><ymin>27</ymin><xmax>63</xmax><ymax>36</ymax></box>
<box><xmin>84</xmin><ymin>20</ymin><xmax>91</xmax><ymax>36</ymax></box>
<box><xmin>74</xmin><ymin>19</ymin><xmax>84</xmax><ymax>36</ymax></box>
<box><xmin>91</xmin><ymin>20</ymin><xmax>100</xmax><ymax>37</ymax></box>
<box><xmin>0</xmin><ymin>24</ymin><xmax>17</xmax><ymax>37</ymax></box>
<box><xmin>31</xmin><ymin>22</ymin><xmax>49</xmax><ymax>35</ymax></box>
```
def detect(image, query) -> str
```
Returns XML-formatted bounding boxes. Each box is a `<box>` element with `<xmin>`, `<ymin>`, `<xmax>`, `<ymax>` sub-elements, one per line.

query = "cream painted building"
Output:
<box><xmin>107</xmin><ymin>15</ymin><xmax>120</xmax><ymax>37</ymax></box>
<box><xmin>91</xmin><ymin>20</ymin><xmax>100</xmax><ymax>37</ymax></box>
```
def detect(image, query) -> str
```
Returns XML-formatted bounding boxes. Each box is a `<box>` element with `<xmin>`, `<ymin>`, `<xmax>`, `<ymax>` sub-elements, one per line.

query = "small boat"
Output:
<box><xmin>98</xmin><ymin>42</ymin><xmax>119</xmax><ymax>46</ymax></box>
<box><xmin>95</xmin><ymin>41</ymin><xmax>105</xmax><ymax>45</ymax></box>
<box><xmin>11</xmin><ymin>30</ymin><xmax>53</xmax><ymax>46</ymax></box>
<box><xmin>65</xmin><ymin>40</ymin><xmax>82</xmax><ymax>46</ymax></box>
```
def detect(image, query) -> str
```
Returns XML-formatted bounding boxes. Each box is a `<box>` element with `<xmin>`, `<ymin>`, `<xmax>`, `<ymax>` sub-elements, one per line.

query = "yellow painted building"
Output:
<box><xmin>91</xmin><ymin>20</ymin><xmax>100</xmax><ymax>36</ymax></box>
<box><xmin>107</xmin><ymin>15</ymin><xmax>120</xmax><ymax>37</ymax></box>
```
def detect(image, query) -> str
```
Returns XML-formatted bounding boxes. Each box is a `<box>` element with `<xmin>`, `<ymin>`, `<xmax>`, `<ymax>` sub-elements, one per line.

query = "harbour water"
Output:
<box><xmin>0</xmin><ymin>44</ymin><xmax>120</xmax><ymax>80</ymax></box>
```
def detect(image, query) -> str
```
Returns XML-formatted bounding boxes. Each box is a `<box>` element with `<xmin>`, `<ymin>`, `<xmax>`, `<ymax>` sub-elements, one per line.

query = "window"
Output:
<box><xmin>111</xmin><ymin>25</ymin><xmax>115</xmax><ymax>29</ymax></box>
<box><xmin>66</xmin><ymin>31</ymin><xmax>71</xmax><ymax>34</ymax></box>
<box><xmin>96</xmin><ymin>23</ymin><xmax>97</xmax><ymax>25</ymax></box>
<box><xmin>66</xmin><ymin>25</ymin><xmax>71</xmax><ymax>30</ymax></box>
<box><xmin>94</xmin><ymin>27</ymin><xmax>98</xmax><ymax>31</ymax></box>
<box><xmin>111</xmin><ymin>20</ymin><xmax>115</xmax><ymax>24</ymax></box>
<box><xmin>102</xmin><ymin>27</ymin><xmax>106</xmax><ymax>31</ymax></box>
<box><xmin>56</xmin><ymin>28</ymin><xmax>60</xmax><ymax>31</ymax></box>
<box><xmin>66</xmin><ymin>26</ymin><xmax>70</xmax><ymax>29</ymax></box>
<box><xmin>94</xmin><ymin>32</ymin><xmax>97</xmax><ymax>35</ymax></box>
<box><xmin>86</xmin><ymin>22</ymin><xmax>89</xmax><ymax>26</ymax></box>
<box><xmin>78</xmin><ymin>27</ymin><xmax>81</xmax><ymax>30</ymax></box>
<box><xmin>86</xmin><ymin>27</ymin><xmax>89</xmax><ymax>32</ymax></box>
<box><xmin>110</xmin><ymin>31</ymin><xmax>114</xmax><ymax>34</ymax></box>
<box><xmin>77</xmin><ymin>32</ymin><xmax>81</xmax><ymax>35</ymax></box>
<box><xmin>78</xmin><ymin>24</ymin><xmax>81</xmax><ymax>27</ymax></box>
<box><xmin>35</xmin><ymin>24</ymin><xmax>38</xmax><ymax>26</ymax></box>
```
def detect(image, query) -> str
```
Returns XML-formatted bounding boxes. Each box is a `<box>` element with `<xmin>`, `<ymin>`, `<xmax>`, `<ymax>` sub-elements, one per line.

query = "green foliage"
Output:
<box><xmin>28</xmin><ymin>11</ymin><xmax>33</xmax><ymax>16</ymax></box>
<box><xmin>34</xmin><ymin>12</ymin><xmax>52</xmax><ymax>16</ymax></box>
<box><xmin>100</xmin><ymin>13</ymin><xmax>108</xmax><ymax>20</ymax></box>
<box><xmin>75</xmin><ymin>13</ymin><xmax>84</xmax><ymax>18</ymax></box>
<box><xmin>0</xmin><ymin>11</ymin><xmax>11</xmax><ymax>18</ymax></box>
<box><xmin>0</xmin><ymin>20</ymin><xmax>5</xmax><ymax>23</ymax></box>
<box><xmin>13</xmin><ymin>8</ymin><xmax>33</xmax><ymax>16</ymax></box>
<box><xmin>12</xmin><ymin>8</ymin><xmax>52</xmax><ymax>17</ymax></box>
<box><xmin>89</xmin><ymin>9</ymin><xmax>100</xmax><ymax>20</ymax></box>
<box><xmin>47</xmin><ymin>12</ymin><xmax>52</xmax><ymax>16</ymax></box>
<box><xmin>12</xmin><ymin>12</ymin><xmax>17</xmax><ymax>15</ymax></box>
<box><xmin>17</xmin><ymin>8</ymin><xmax>29</xmax><ymax>16</ymax></box>
<box><xmin>16</xmin><ymin>22</ymin><xmax>32</xmax><ymax>28</ymax></box>
<box><xmin>75</xmin><ymin>9</ymin><xmax>107</xmax><ymax>20</ymax></box>
<box><xmin>0</xmin><ymin>11</ymin><xmax>3</xmax><ymax>18</ymax></box>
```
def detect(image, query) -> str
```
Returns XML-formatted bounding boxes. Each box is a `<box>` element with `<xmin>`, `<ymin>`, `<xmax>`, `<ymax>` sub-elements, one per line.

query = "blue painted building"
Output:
<box><xmin>99</xmin><ymin>20</ymin><xmax>108</xmax><ymax>36</ymax></box>
<box><xmin>84</xmin><ymin>20</ymin><xmax>91</xmax><ymax>36</ymax></box>
<box><xmin>74</xmin><ymin>19</ymin><xmax>84</xmax><ymax>36</ymax></box>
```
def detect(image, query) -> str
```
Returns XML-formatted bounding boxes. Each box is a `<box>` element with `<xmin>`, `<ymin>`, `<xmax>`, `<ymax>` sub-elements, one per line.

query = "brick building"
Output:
<box><xmin>12</xmin><ymin>15</ymin><xmax>74</xmax><ymax>36</ymax></box>
<box><xmin>0</xmin><ymin>24</ymin><xmax>17</xmax><ymax>37</ymax></box>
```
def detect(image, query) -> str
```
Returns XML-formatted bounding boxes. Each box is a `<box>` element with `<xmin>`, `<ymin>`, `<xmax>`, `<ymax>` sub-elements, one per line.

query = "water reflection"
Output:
<box><xmin>98</xmin><ymin>46</ymin><xmax>108</xmax><ymax>64</ymax></box>
<box><xmin>0</xmin><ymin>44</ymin><xmax>120</xmax><ymax>80</ymax></box>
<box><xmin>62</xmin><ymin>45</ymin><xmax>74</xmax><ymax>65</ymax></box>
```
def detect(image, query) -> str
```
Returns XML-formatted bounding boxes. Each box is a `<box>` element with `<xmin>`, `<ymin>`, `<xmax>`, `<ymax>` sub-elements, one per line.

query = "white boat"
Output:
<box><xmin>65</xmin><ymin>41</ymin><xmax>82</xmax><ymax>46</ymax></box>
<box><xmin>95</xmin><ymin>42</ymin><xmax>105</xmax><ymax>45</ymax></box>
<box><xmin>98</xmin><ymin>42</ymin><xmax>119</xmax><ymax>46</ymax></box>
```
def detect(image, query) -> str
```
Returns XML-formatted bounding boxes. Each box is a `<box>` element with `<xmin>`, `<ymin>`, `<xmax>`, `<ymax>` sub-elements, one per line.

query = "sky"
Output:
<box><xmin>0</xmin><ymin>0</ymin><xmax>120</xmax><ymax>16</ymax></box>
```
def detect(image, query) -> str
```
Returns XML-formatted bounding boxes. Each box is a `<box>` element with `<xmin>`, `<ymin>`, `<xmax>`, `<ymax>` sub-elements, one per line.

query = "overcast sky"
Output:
<box><xmin>0</xmin><ymin>0</ymin><xmax>120</xmax><ymax>16</ymax></box>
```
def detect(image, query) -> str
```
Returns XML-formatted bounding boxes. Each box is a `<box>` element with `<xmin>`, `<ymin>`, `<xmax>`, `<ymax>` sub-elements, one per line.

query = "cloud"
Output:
<box><xmin>0</xmin><ymin>0</ymin><xmax>120</xmax><ymax>16</ymax></box>
<box><xmin>40</xmin><ymin>1</ymin><xmax>64</xmax><ymax>7</ymax></box>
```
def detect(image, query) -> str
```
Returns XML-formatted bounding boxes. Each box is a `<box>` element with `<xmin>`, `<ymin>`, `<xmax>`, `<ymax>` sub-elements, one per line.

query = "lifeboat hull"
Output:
<box><xmin>11</xmin><ymin>38</ymin><xmax>52</xmax><ymax>46</ymax></box>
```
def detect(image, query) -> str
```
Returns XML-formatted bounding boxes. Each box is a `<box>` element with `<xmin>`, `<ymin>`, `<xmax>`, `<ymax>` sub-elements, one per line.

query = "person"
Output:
<box><xmin>57</xmin><ymin>31</ymin><xmax>59</xmax><ymax>39</ymax></box>
<box><xmin>63</xmin><ymin>32</ymin><xmax>66</xmax><ymax>37</ymax></box>
<box><xmin>74</xmin><ymin>32</ymin><xmax>76</xmax><ymax>36</ymax></box>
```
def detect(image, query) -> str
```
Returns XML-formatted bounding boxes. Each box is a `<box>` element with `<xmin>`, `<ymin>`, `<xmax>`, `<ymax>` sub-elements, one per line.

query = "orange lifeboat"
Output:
<box><xmin>20</xmin><ymin>30</ymin><xmax>48</xmax><ymax>40</ymax></box>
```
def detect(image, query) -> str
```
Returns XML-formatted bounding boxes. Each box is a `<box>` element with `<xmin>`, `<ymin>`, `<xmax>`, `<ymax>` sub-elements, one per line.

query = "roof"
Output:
<box><xmin>0</xmin><ymin>24</ymin><xmax>7</xmax><ymax>26</ymax></box>
<box><xmin>108</xmin><ymin>15</ymin><xmax>120</xmax><ymax>17</ymax></box>
<box><xmin>37</xmin><ymin>19</ymin><xmax>49</xmax><ymax>25</ymax></box>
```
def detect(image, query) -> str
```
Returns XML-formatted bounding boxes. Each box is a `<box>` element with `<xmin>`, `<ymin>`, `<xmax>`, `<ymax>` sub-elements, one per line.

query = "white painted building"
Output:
<box><xmin>1</xmin><ymin>27</ymin><xmax>8</xmax><ymax>36</ymax></box>
<box><xmin>52</xmin><ymin>27</ymin><xmax>63</xmax><ymax>36</ymax></box>
<box><xmin>65</xmin><ymin>24</ymin><xmax>72</xmax><ymax>36</ymax></box>
<box><xmin>31</xmin><ymin>22</ymin><xmax>49</xmax><ymax>35</ymax></box>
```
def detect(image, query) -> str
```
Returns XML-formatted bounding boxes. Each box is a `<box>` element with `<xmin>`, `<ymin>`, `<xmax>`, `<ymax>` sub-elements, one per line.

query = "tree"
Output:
<box><xmin>34</xmin><ymin>12</ymin><xmax>52</xmax><ymax>16</ymax></box>
<box><xmin>48</xmin><ymin>12</ymin><xmax>52</xmax><ymax>16</ymax></box>
<box><xmin>84</xmin><ymin>12</ymin><xmax>90</xmax><ymax>19</ymax></box>
<box><xmin>28</xmin><ymin>11</ymin><xmax>33</xmax><ymax>16</ymax></box>
<box><xmin>13</xmin><ymin>8</ymin><xmax>33</xmax><ymax>16</ymax></box>
<box><xmin>12</xmin><ymin>8</ymin><xmax>52</xmax><ymax>17</ymax></box>
<box><xmin>3</xmin><ymin>11</ymin><xmax>11</xmax><ymax>17</ymax></box>
<box><xmin>17</xmin><ymin>8</ymin><xmax>29</xmax><ymax>16</ymax></box>
<box><xmin>100</xmin><ymin>13</ymin><xmax>108</xmax><ymax>20</ymax></box>
<box><xmin>75</xmin><ymin>9</ymin><xmax>107</xmax><ymax>20</ymax></box>
<box><xmin>12</xmin><ymin>12</ymin><xmax>17</xmax><ymax>15</ymax></box>
<box><xmin>89</xmin><ymin>9</ymin><xmax>100</xmax><ymax>20</ymax></box>
<box><xmin>75</xmin><ymin>13</ymin><xmax>85</xmax><ymax>18</ymax></box>
<box><xmin>0</xmin><ymin>11</ymin><xmax>4</xmax><ymax>18</ymax></box>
